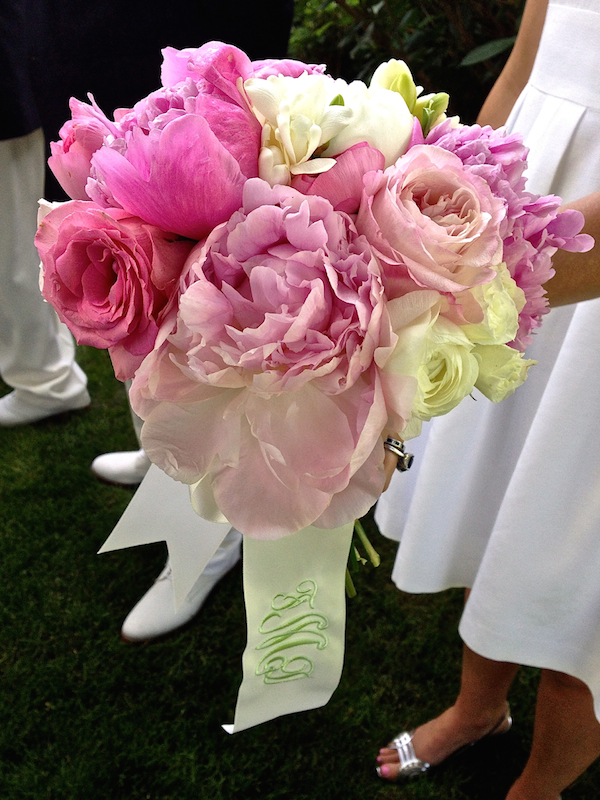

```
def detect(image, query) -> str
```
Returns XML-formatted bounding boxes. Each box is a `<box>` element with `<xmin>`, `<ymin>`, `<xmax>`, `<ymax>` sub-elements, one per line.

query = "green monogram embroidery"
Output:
<box><xmin>255</xmin><ymin>580</ymin><xmax>329</xmax><ymax>684</ymax></box>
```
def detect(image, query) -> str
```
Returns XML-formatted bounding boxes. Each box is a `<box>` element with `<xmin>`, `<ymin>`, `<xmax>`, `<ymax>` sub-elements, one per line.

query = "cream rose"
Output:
<box><xmin>473</xmin><ymin>344</ymin><xmax>536</xmax><ymax>402</ymax></box>
<box><xmin>412</xmin><ymin>316</ymin><xmax>480</xmax><ymax>420</ymax></box>
<box><xmin>381</xmin><ymin>291</ymin><xmax>479</xmax><ymax>429</ymax></box>
<box><xmin>460</xmin><ymin>264</ymin><xmax>527</xmax><ymax>346</ymax></box>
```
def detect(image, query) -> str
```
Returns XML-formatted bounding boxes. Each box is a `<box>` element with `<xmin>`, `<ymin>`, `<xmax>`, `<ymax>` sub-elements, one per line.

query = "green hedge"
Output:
<box><xmin>289</xmin><ymin>0</ymin><xmax>525</xmax><ymax>123</ymax></box>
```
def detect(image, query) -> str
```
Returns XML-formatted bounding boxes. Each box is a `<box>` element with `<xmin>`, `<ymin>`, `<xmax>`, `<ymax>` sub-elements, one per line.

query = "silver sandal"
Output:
<box><xmin>377</xmin><ymin>707</ymin><xmax>512</xmax><ymax>781</ymax></box>
<box><xmin>376</xmin><ymin>730</ymin><xmax>430</xmax><ymax>779</ymax></box>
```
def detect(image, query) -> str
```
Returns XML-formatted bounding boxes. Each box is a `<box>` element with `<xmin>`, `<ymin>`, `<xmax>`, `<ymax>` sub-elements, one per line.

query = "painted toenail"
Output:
<box><xmin>380</xmin><ymin>764</ymin><xmax>390</xmax><ymax>777</ymax></box>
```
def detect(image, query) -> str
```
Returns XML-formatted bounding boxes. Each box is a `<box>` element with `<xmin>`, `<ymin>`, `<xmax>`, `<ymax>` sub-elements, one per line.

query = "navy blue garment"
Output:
<box><xmin>0</xmin><ymin>0</ymin><xmax>45</xmax><ymax>139</ymax></box>
<box><xmin>2</xmin><ymin>0</ymin><xmax>294</xmax><ymax>194</ymax></box>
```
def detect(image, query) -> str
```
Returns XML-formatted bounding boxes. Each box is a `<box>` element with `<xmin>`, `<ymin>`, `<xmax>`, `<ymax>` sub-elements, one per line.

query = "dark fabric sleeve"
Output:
<box><xmin>0</xmin><ymin>0</ymin><xmax>44</xmax><ymax>139</ymax></box>
<box><xmin>37</xmin><ymin>0</ymin><xmax>294</xmax><ymax>198</ymax></box>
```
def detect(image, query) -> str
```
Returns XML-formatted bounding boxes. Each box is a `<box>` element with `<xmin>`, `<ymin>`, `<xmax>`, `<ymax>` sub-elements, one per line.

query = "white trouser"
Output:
<box><xmin>0</xmin><ymin>129</ymin><xmax>88</xmax><ymax>407</ymax></box>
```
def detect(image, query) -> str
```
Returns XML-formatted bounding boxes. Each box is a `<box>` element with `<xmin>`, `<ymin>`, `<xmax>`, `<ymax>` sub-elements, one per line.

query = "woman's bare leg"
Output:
<box><xmin>377</xmin><ymin>643</ymin><xmax>518</xmax><ymax>779</ymax></box>
<box><xmin>506</xmin><ymin>670</ymin><xmax>600</xmax><ymax>800</ymax></box>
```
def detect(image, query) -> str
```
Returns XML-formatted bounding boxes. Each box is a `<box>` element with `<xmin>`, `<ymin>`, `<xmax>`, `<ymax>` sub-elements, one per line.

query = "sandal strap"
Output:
<box><xmin>391</xmin><ymin>731</ymin><xmax>430</xmax><ymax>773</ymax></box>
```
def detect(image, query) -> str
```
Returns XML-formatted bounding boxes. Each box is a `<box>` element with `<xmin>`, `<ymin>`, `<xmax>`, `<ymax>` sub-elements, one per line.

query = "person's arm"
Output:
<box><xmin>545</xmin><ymin>192</ymin><xmax>600</xmax><ymax>306</ymax></box>
<box><xmin>477</xmin><ymin>0</ymin><xmax>549</xmax><ymax>128</ymax></box>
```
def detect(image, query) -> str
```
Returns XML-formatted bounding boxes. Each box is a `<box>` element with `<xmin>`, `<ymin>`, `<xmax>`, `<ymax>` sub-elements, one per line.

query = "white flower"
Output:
<box><xmin>460</xmin><ymin>264</ymin><xmax>527</xmax><ymax>346</ymax></box>
<box><xmin>244</xmin><ymin>73</ymin><xmax>353</xmax><ymax>185</ymax></box>
<box><xmin>370</xmin><ymin>59</ymin><xmax>421</xmax><ymax>109</ymax></box>
<box><xmin>370</xmin><ymin>59</ymin><xmax>450</xmax><ymax>135</ymax></box>
<box><xmin>412</xmin><ymin>316</ymin><xmax>479</xmax><ymax>420</ymax></box>
<box><xmin>322</xmin><ymin>78</ymin><xmax>414</xmax><ymax>167</ymax></box>
<box><xmin>244</xmin><ymin>71</ymin><xmax>414</xmax><ymax>186</ymax></box>
<box><xmin>474</xmin><ymin>344</ymin><xmax>536</xmax><ymax>402</ymax></box>
<box><xmin>382</xmin><ymin>291</ymin><xmax>479</xmax><ymax>425</ymax></box>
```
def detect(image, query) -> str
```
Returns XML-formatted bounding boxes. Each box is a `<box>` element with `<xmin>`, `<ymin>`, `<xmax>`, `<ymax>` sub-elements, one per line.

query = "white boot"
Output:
<box><xmin>120</xmin><ymin>527</ymin><xmax>242</xmax><ymax>642</ymax></box>
<box><xmin>91</xmin><ymin>449</ymin><xmax>152</xmax><ymax>486</ymax></box>
<box><xmin>0</xmin><ymin>388</ymin><xmax>90</xmax><ymax>427</ymax></box>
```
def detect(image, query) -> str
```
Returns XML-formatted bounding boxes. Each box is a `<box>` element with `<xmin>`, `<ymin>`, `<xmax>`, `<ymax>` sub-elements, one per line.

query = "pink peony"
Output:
<box><xmin>357</xmin><ymin>145</ymin><xmax>506</xmax><ymax>298</ymax></box>
<box><xmin>160</xmin><ymin>41</ymin><xmax>325</xmax><ymax>96</ymax></box>
<box><xmin>428</xmin><ymin>122</ymin><xmax>593</xmax><ymax>348</ymax></box>
<box><xmin>49</xmin><ymin>97</ymin><xmax>121</xmax><ymax>200</ymax></box>
<box><xmin>291</xmin><ymin>142</ymin><xmax>385</xmax><ymax>214</ymax></box>
<box><xmin>160</xmin><ymin>41</ymin><xmax>253</xmax><ymax>94</ymax></box>
<box><xmin>130</xmin><ymin>178</ymin><xmax>400</xmax><ymax>539</ymax></box>
<box><xmin>88</xmin><ymin>108</ymin><xmax>259</xmax><ymax>240</ymax></box>
<box><xmin>36</xmin><ymin>201</ymin><xmax>195</xmax><ymax>380</ymax></box>
<box><xmin>85</xmin><ymin>43</ymin><xmax>264</xmax><ymax>240</ymax></box>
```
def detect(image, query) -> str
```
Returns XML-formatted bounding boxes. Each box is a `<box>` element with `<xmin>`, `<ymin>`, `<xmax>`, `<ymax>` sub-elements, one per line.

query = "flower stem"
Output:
<box><xmin>354</xmin><ymin>519</ymin><xmax>381</xmax><ymax>567</ymax></box>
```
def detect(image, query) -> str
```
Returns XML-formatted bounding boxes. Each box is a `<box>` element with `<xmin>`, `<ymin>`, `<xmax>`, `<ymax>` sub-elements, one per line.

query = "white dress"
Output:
<box><xmin>375</xmin><ymin>0</ymin><xmax>600</xmax><ymax>720</ymax></box>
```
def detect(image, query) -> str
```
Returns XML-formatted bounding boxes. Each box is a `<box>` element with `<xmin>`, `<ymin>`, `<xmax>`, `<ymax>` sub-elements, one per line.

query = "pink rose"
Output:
<box><xmin>36</xmin><ymin>201</ymin><xmax>195</xmax><ymax>381</ymax></box>
<box><xmin>357</xmin><ymin>145</ymin><xmax>506</xmax><ymax>296</ymax></box>
<box><xmin>130</xmin><ymin>179</ymin><xmax>397</xmax><ymax>539</ymax></box>
<box><xmin>49</xmin><ymin>97</ymin><xmax>121</xmax><ymax>200</ymax></box>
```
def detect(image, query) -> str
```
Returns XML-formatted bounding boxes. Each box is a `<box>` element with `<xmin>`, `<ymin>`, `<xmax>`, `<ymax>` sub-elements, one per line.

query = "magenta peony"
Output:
<box><xmin>88</xmin><ymin>109</ymin><xmax>259</xmax><ymax>240</ymax></box>
<box><xmin>49</xmin><ymin>97</ymin><xmax>121</xmax><ymax>200</ymax></box>
<box><xmin>36</xmin><ymin>201</ymin><xmax>195</xmax><ymax>380</ymax></box>
<box><xmin>129</xmin><ymin>179</ymin><xmax>401</xmax><ymax>539</ymax></box>
<box><xmin>160</xmin><ymin>41</ymin><xmax>325</xmax><ymax>95</ymax></box>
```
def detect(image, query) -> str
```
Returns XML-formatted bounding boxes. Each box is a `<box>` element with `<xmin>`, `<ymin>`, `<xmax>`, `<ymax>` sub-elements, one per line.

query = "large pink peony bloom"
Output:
<box><xmin>51</xmin><ymin>42</ymin><xmax>322</xmax><ymax>239</ymax></box>
<box><xmin>49</xmin><ymin>97</ymin><xmax>121</xmax><ymax>200</ymax></box>
<box><xmin>88</xmin><ymin>108</ymin><xmax>259</xmax><ymax>240</ymax></box>
<box><xmin>357</xmin><ymin>145</ymin><xmax>506</xmax><ymax>298</ymax></box>
<box><xmin>130</xmin><ymin>179</ymin><xmax>400</xmax><ymax>539</ymax></box>
<box><xmin>36</xmin><ymin>201</ymin><xmax>195</xmax><ymax>380</ymax></box>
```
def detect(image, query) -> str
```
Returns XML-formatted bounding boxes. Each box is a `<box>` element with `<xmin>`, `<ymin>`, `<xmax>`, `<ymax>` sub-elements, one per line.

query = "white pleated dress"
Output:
<box><xmin>375</xmin><ymin>0</ymin><xmax>600</xmax><ymax>719</ymax></box>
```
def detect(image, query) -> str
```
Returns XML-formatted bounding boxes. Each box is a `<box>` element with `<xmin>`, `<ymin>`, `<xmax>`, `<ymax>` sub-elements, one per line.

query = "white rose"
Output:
<box><xmin>383</xmin><ymin>292</ymin><xmax>479</xmax><ymax>424</ymax></box>
<box><xmin>460</xmin><ymin>264</ymin><xmax>527</xmax><ymax>346</ymax></box>
<box><xmin>413</xmin><ymin>316</ymin><xmax>480</xmax><ymax>420</ymax></box>
<box><xmin>473</xmin><ymin>344</ymin><xmax>536</xmax><ymax>402</ymax></box>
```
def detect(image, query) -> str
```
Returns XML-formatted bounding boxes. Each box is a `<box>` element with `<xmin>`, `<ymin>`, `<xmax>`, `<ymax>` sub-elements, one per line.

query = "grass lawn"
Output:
<box><xmin>1</xmin><ymin>345</ymin><xmax>598</xmax><ymax>799</ymax></box>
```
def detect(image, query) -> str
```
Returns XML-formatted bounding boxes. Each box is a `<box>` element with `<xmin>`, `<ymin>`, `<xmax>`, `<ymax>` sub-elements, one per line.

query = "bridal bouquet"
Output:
<box><xmin>36</xmin><ymin>42</ymin><xmax>592</xmax><ymax>730</ymax></box>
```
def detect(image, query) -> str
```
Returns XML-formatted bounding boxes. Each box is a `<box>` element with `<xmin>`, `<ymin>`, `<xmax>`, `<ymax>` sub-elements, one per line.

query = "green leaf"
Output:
<box><xmin>460</xmin><ymin>37</ymin><xmax>516</xmax><ymax>67</ymax></box>
<box><xmin>345</xmin><ymin>568</ymin><xmax>357</xmax><ymax>598</ymax></box>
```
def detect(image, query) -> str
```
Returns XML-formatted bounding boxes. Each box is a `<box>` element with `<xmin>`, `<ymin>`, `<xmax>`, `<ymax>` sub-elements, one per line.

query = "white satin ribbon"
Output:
<box><xmin>223</xmin><ymin>522</ymin><xmax>354</xmax><ymax>733</ymax></box>
<box><xmin>98</xmin><ymin>465</ymin><xmax>231</xmax><ymax>608</ymax></box>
